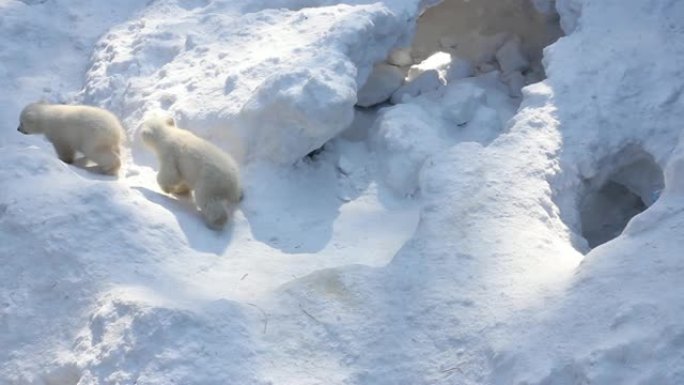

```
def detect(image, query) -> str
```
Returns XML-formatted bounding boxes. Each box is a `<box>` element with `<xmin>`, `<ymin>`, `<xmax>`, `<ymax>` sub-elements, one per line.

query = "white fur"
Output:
<box><xmin>18</xmin><ymin>102</ymin><xmax>124</xmax><ymax>175</ymax></box>
<box><xmin>140</xmin><ymin>116</ymin><xmax>242</xmax><ymax>230</ymax></box>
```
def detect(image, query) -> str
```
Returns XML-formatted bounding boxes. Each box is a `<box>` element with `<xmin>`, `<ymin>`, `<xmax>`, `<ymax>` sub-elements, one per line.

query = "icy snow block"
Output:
<box><xmin>468</xmin><ymin>105</ymin><xmax>502</xmax><ymax>139</ymax></box>
<box><xmin>239</xmin><ymin>68</ymin><xmax>356</xmax><ymax>164</ymax></box>
<box><xmin>391</xmin><ymin>69</ymin><xmax>444</xmax><ymax>104</ymax></box>
<box><xmin>373</xmin><ymin>103</ymin><xmax>444</xmax><ymax>195</ymax></box>
<box><xmin>495</xmin><ymin>36</ymin><xmax>529</xmax><ymax>74</ymax></box>
<box><xmin>356</xmin><ymin>64</ymin><xmax>405</xmax><ymax>107</ymax></box>
<box><xmin>387</xmin><ymin>47</ymin><xmax>413</xmax><ymax>67</ymax></box>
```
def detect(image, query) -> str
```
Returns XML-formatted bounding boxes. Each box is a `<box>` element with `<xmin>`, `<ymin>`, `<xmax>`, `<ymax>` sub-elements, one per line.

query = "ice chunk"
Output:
<box><xmin>373</xmin><ymin>103</ymin><xmax>444</xmax><ymax>195</ymax></box>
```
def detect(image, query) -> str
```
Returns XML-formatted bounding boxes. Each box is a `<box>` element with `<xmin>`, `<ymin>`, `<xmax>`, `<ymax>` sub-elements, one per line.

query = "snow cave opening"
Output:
<box><xmin>579</xmin><ymin>147</ymin><xmax>664</xmax><ymax>249</ymax></box>
<box><xmin>354</xmin><ymin>0</ymin><xmax>564</xmax><ymax>110</ymax></box>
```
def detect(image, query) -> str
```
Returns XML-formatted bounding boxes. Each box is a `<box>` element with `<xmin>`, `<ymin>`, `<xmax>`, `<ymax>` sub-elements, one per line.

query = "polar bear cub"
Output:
<box><xmin>18</xmin><ymin>102</ymin><xmax>124</xmax><ymax>175</ymax></box>
<box><xmin>140</xmin><ymin>116</ymin><xmax>242</xmax><ymax>230</ymax></box>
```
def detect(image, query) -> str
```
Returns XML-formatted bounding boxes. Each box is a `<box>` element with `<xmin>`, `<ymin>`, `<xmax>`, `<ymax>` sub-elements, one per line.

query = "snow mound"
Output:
<box><xmin>72</xmin><ymin>290</ymin><xmax>262</xmax><ymax>385</ymax></box>
<box><xmin>374</xmin><ymin>73</ymin><xmax>517</xmax><ymax>195</ymax></box>
<box><xmin>81</xmin><ymin>1</ymin><xmax>419</xmax><ymax>164</ymax></box>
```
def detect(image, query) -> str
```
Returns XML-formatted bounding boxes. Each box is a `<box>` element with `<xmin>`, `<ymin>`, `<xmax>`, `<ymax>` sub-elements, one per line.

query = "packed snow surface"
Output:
<box><xmin>2</xmin><ymin>0</ymin><xmax>684</xmax><ymax>384</ymax></box>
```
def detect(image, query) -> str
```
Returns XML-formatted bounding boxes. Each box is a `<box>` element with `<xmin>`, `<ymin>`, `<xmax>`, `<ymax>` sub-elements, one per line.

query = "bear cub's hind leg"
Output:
<box><xmin>156</xmin><ymin>161</ymin><xmax>183</xmax><ymax>194</ymax></box>
<box><xmin>194</xmin><ymin>185</ymin><xmax>228</xmax><ymax>230</ymax></box>
<box><xmin>88</xmin><ymin>145</ymin><xmax>122</xmax><ymax>175</ymax></box>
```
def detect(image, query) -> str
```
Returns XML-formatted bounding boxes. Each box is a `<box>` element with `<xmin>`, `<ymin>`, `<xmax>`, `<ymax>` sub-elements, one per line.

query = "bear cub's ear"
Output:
<box><xmin>166</xmin><ymin>117</ymin><xmax>175</xmax><ymax>127</ymax></box>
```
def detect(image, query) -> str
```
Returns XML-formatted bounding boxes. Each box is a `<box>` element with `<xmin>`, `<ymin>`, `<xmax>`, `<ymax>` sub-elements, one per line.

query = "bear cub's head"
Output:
<box><xmin>140</xmin><ymin>116</ymin><xmax>176</xmax><ymax>147</ymax></box>
<box><xmin>17</xmin><ymin>102</ymin><xmax>45</xmax><ymax>135</ymax></box>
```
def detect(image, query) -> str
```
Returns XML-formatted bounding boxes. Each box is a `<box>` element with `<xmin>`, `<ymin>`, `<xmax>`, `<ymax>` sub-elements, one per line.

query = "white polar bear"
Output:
<box><xmin>140</xmin><ymin>116</ymin><xmax>242</xmax><ymax>230</ymax></box>
<box><xmin>17</xmin><ymin>102</ymin><xmax>124</xmax><ymax>175</ymax></box>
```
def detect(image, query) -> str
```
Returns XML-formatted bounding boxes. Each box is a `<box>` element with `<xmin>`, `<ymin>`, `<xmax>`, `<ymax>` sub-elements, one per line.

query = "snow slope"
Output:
<box><xmin>2</xmin><ymin>0</ymin><xmax>684</xmax><ymax>384</ymax></box>
<box><xmin>2</xmin><ymin>0</ymin><xmax>423</xmax><ymax>382</ymax></box>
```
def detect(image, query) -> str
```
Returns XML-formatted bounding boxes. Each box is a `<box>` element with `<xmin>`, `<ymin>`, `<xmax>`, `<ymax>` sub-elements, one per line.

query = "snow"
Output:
<box><xmin>376</xmin><ymin>74</ymin><xmax>516</xmax><ymax>195</ymax></box>
<box><xmin>2</xmin><ymin>0</ymin><xmax>684</xmax><ymax>383</ymax></box>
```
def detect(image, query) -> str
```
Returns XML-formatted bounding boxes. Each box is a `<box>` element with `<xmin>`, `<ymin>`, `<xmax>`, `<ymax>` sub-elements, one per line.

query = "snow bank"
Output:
<box><xmin>489</xmin><ymin>0</ymin><xmax>684</xmax><ymax>381</ymax></box>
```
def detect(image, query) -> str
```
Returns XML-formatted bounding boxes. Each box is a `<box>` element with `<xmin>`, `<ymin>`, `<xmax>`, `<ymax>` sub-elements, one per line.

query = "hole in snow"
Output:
<box><xmin>579</xmin><ymin>147</ymin><xmax>664</xmax><ymax>249</ymax></box>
